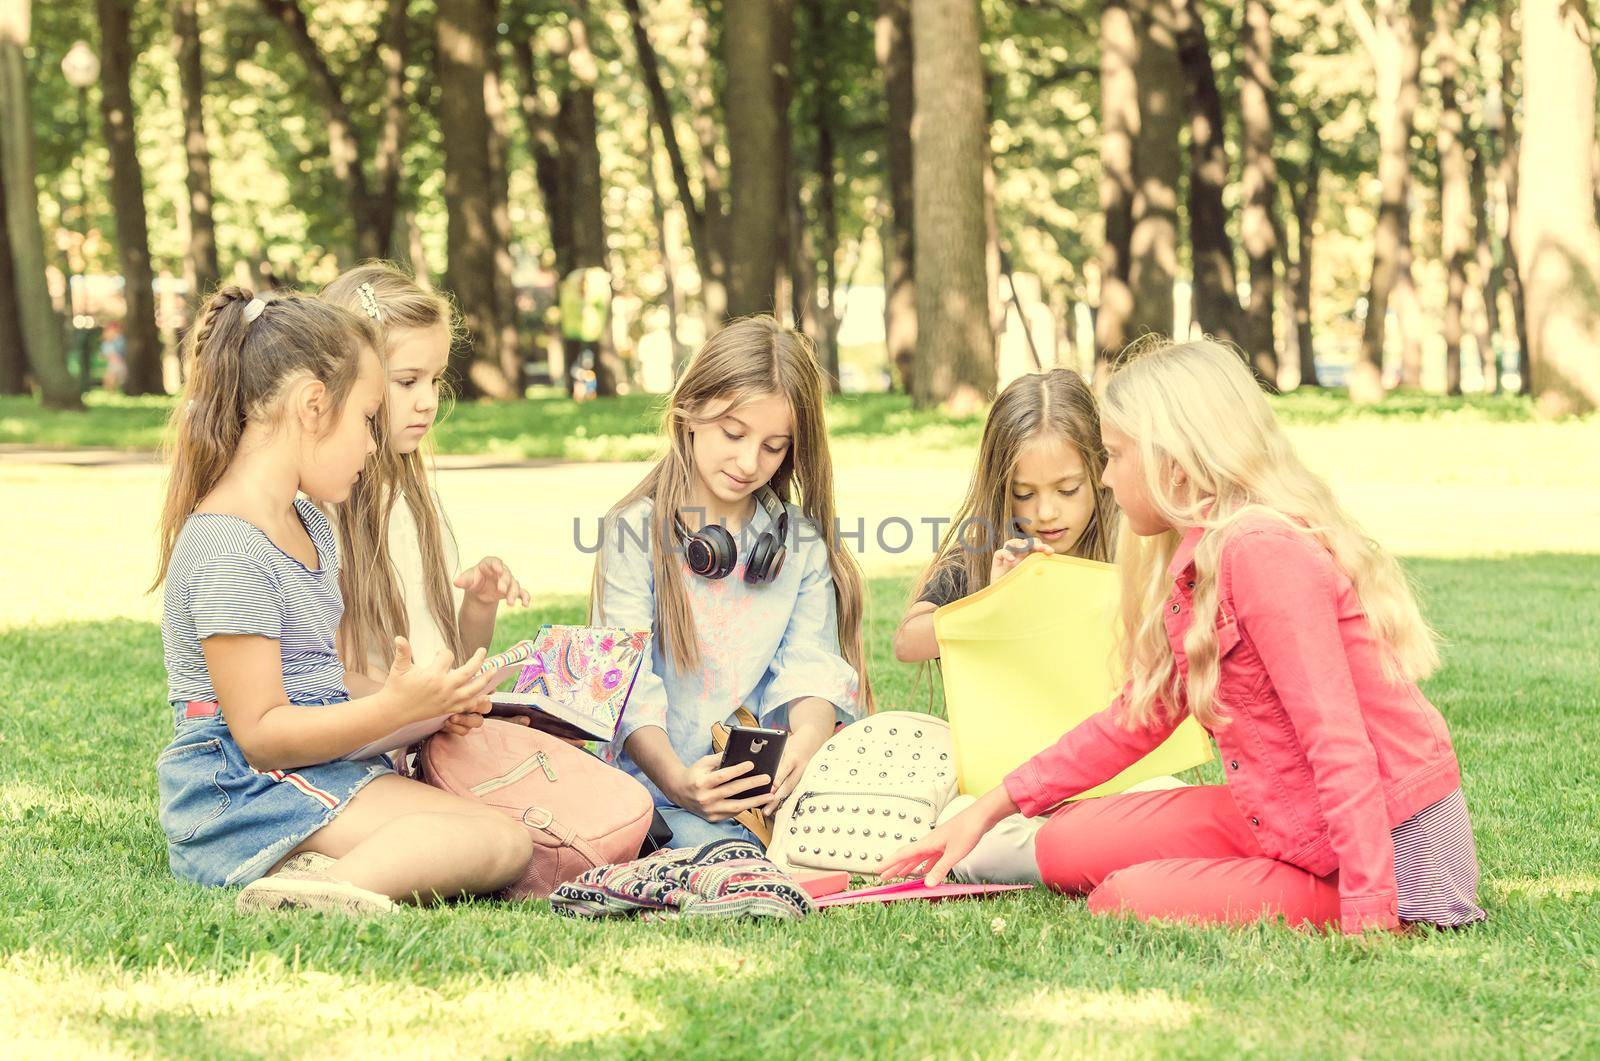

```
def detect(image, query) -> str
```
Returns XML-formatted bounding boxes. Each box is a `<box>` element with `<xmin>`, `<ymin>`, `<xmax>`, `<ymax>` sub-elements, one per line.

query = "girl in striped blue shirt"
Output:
<box><xmin>153</xmin><ymin>286</ymin><xmax>530</xmax><ymax>914</ymax></box>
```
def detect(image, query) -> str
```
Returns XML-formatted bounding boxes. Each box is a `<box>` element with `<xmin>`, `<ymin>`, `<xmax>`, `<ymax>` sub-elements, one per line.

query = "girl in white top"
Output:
<box><xmin>323</xmin><ymin>263</ymin><xmax>530</xmax><ymax>681</ymax></box>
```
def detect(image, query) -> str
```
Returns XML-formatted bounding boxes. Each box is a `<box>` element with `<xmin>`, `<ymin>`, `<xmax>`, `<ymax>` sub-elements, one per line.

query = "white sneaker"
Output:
<box><xmin>236</xmin><ymin>871</ymin><xmax>397</xmax><ymax>916</ymax></box>
<box><xmin>277</xmin><ymin>851</ymin><xmax>337</xmax><ymax>876</ymax></box>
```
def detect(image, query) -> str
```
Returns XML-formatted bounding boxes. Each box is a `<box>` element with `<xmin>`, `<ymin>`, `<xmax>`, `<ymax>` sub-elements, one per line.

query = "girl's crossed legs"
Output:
<box><xmin>282</xmin><ymin>774</ymin><xmax>532</xmax><ymax>904</ymax></box>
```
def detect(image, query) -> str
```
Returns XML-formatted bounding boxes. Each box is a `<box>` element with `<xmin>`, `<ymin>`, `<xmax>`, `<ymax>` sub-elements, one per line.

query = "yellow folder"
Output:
<box><xmin>933</xmin><ymin>552</ymin><xmax>1213</xmax><ymax>800</ymax></box>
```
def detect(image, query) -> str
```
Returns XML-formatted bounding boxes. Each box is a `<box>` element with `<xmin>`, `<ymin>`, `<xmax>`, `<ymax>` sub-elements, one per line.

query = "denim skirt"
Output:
<box><xmin>156</xmin><ymin>701</ymin><xmax>393</xmax><ymax>887</ymax></box>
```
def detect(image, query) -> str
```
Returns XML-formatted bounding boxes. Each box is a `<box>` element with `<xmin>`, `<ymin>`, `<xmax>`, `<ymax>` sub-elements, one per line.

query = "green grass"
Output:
<box><xmin>3</xmin><ymin>559</ymin><xmax>1598</xmax><ymax>1056</ymax></box>
<box><xmin>3</xmin><ymin>409</ymin><xmax>1596</xmax><ymax>1055</ymax></box>
<box><xmin>0</xmin><ymin>389</ymin><xmax>1576</xmax><ymax>463</ymax></box>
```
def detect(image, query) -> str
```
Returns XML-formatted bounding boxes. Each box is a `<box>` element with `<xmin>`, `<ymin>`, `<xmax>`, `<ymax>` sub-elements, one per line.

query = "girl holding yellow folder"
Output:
<box><xmin>893</xmin><ymin>368</ymin><xmax>1117</xmax><ymax>663</ymax></box>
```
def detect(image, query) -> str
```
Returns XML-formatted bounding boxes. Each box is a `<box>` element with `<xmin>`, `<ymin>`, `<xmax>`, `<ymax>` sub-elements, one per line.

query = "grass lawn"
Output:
<box><xmin>2</xmin><ymin>409</ymin><xmax>1598</xmax><ymax>1056</ymax></box>
<box><xmin>2</xmin><ymin>559</ymin><xmax>1599</xmax><ymax>1057</ymax></box>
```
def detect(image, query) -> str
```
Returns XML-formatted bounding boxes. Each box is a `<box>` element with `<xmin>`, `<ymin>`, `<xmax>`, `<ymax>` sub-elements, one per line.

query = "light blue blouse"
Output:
<box><xmin>591</xmin><ymin>496</ymin><xmax>861</xmax><ymax>806</ymax></box>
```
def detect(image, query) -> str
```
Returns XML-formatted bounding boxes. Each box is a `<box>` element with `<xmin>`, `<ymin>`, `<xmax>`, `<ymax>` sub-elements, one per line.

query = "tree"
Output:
<box><xmin>1239</xmin><ymin>0</ymin><xmax>1280</xmax><ymax>386</ymax></box>
<box><xmin>1469</xmin><ymin>130</ymin><xmax>1498</xmax><ymax>393</ymax></box>
<box><xmin>1286</xmin><ymin>140</ymin><xmax>1322</xmax><ymax>389</ymax></box>
<box><xmin>437</xmin><ymin>0</ymin><xmax>515</xmax><ymax>397</ymax></box>
<box><xmin>0</xmin><ymin>0</ymin><xmax>80</xmax><ymax>410</ymax></box>
<box><xmin>793</xmin><ymin>0</ymin><xmax>843</xmax><ymax>389</ymax></box>
<box><xmin>1494</xmin><ymin>3</ymin><xmax>1530</xmax><ymax>394</ymax></box>
<box><xmin>98</xmin><ymin>0</ymin><xmax>164</xmax><ymax>395</ymax></box>
<box><xmin>483</xmin><ymin>0</ymin><xmax>520</xmax><ymax>393</ymax></box>
<box><xmin>1433</xmin><ymin>0</ymin><xmax>1470</xmax><ymax>395</ymax></box>
<box><xmin>911</xmin><ymin>0</ymin><xmax>992</xmax><ymax>410</ymax></box>
<box><xmin>1172</xmin><ymin>0</ymin><xmax>1241</xmax><ymax>349</ymax></box>
<box><xmin>548</xmin><ymin>0</ymin><xmax>624</xmax><ymax>394</ymax></box>
<box><xmin>877</xmin><ymin>0</ymin><xmax>915</xmax><ymax>393</ymax></box>
<box><xmin>1515</xmin><ymin>0</ymin><xmax>1600</xmax><ymax>415</ymax></box>
<box><xmin>724</xmin><ymin>0</ymin><xmax>785</xmax><ymax>317</ymax></box>
<box><xmin>1095</xmin><ymin>0</ymin><xmax>1138</xmax><ymax>371</ymax></box>
<box><xmin>510</xmin><ymin>22</ymin><xmax>571</xmax><ymax>274</ymax></box>
<box><xmin>172</xmin><ymin>0</ymin><xmax>219</xmax><ymax>308</ymax></box>
<box><xmin>1349</xmin><ymin>0</ymin><xmax>1428</xmax><ymax>401</ymax></box>
<box><xmin>0</xmin><ymin>139</ymin><xmax>27</xmax><ymax>394</ymax></box>
<box><xmin>622</xmin><ymin>0</ymin><xmax>729</xmax><ymax>323</ymax></box>
<box><xmin>258</xmin><ymin>0</ymin><xmax>408</xmax><ymax>262</ymax></box>
<box><xmin>1127</xmin><ymin>0</ymin><xmax>1180</xmax><ymax>341</ymax></box>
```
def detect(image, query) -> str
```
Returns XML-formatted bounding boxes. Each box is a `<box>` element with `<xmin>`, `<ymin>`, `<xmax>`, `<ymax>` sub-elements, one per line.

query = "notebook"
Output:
<box><xmin>813</xmin><ymin>879</ymin><xmax>1032</xmax><ymax>908</ymax></box>
<box><xmin>487</xmin><ymin>625</ymin><xmax>651</xmax><ymax>743</ymax></box>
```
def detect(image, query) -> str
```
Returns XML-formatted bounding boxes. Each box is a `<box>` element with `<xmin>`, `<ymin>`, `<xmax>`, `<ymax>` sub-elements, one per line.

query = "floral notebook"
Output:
<box><xmin>487</xmin><ymin>625</ymin><xmax>651</xmax><ymax>743</ymax></box>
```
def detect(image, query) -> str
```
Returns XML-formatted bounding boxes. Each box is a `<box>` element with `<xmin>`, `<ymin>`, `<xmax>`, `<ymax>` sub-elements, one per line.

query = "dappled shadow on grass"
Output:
<box><xmin>2</xmin><ymin>555</ymin><xmax>1598</xmax><ymax>1054</ymax></box>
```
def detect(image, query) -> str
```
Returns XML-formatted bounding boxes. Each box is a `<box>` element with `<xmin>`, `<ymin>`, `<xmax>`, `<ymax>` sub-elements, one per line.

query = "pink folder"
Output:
<box><xmin>813</xmin><ymin>879</ymin><xmax>1031</xmax><ymax>908</ymax></box>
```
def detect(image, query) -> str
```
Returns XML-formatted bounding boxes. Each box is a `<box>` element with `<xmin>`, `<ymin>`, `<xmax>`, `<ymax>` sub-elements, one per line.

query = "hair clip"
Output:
<box><xmin>357</xmin><ymin>282</ymin><xmax>381</xmax><ymax>320</ymax></box>
<box><xmin>243</xmin><ymin>298</ymin><xmax>266</xmax><ymax>323</ymax></box>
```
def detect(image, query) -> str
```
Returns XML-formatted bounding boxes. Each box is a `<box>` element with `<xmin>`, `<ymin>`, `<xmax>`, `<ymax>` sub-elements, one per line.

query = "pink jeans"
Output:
<box><xmin>1036</xmin><ymin>785</ymin><xmax>1341</xmax><ymax>929</ymax></box>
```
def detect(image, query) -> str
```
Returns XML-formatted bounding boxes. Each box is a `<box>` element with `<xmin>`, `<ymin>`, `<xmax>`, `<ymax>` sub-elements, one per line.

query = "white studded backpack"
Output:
<box><xmin>766</xmin><ymin>711</ymin><xmax>958</xmax><ymax>876</ymax></box>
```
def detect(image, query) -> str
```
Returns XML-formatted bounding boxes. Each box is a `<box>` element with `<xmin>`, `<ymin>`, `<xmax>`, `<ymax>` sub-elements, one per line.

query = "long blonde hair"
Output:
<box><xmin>913</xmin><ymin>368</ymin><xmax>1118</xmax><ymax>605</ymax></box>
<box><xmin>321</xmin><ymin>262</ymin><xmax>466</xmax><ymax>670</ymax></box>
<box><xmin>1104</xmin><ymin>338</ymin><xmax>1439</xmax><ymax>730</ymax></box>
<box><xmin>590</xmin><ymin>316</ymin><xmax>874</xmax><ymax>711</ymax></box>
<box><xmin>153</xmin><ymin>287</ymin><xmax>374</xmax><ymax>588</ymax></box>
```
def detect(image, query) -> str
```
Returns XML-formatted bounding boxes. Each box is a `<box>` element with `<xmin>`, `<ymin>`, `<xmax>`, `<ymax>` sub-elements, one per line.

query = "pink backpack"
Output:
<box><xmin>420</xmin><ymin>719</ymin><xmax>654</xmax><ymax>899</ymax></box>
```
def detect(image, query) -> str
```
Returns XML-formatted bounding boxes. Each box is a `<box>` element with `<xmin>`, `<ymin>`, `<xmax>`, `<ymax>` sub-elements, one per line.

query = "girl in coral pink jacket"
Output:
<box><xmin>884</xmin><ymin>339</ymin><xmax>1484</xmax><ymax>935</ymax></box>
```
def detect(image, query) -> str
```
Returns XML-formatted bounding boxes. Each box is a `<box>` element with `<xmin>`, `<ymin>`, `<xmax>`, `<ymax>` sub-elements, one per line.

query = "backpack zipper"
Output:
<box><xmin>794</xmin><ymin>789</ymin><xmax>934</xmax><ymax>811</ymax></box>
<box><xmin>471</xmin><ymin>749</ymin><xmax>558</xmax><ymax>796</ymax></box>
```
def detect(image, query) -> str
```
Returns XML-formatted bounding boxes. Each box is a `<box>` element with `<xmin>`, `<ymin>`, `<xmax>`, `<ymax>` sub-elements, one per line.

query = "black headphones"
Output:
<box><xmin>677</xmin><ymin>487</ymin><xmax>790</xmax><ymax>583</ymax></box>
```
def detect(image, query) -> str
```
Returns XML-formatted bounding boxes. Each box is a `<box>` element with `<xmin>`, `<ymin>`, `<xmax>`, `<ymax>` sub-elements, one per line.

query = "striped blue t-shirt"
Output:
<box><xmin>162</xmin><ymin>498</ymin><xmax>348</xmax><ymax>706</ymax></box>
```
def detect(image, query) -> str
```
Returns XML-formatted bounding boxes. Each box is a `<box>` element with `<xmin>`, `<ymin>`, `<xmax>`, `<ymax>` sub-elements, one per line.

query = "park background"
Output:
<box><xmin>2</xmin><ymin>0</ymin><xmax>1600</xmax><ymax>1056</ymax></box>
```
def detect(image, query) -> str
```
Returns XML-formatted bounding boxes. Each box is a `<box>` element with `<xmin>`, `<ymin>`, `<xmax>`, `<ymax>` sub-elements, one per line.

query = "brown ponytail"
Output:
<box><xmin>152</xmin><ymin>286</ymin><xmax>375</xmax><ymax>589</ymax></box>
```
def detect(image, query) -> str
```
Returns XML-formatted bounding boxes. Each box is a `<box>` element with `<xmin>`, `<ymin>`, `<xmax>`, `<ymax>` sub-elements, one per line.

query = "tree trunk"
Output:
<box><xmin>686</xmin><ymin>5</ymin><xmax>731</xmax><ymax>320</ymax></box>
<box><xmin>772</xmin><ymin>0</ymin><xmax>795</xmax><ymax>324</ymax></box>
<box><xmin>1238</xmin><ymin>0</ymin><xmax>1279</xmax><ymax>387</ymax></box>
<box><xmin>724</xmin><ymin>0</ymin><xmax>784</xmax><ymax>317</ymax></box>
<box><xmin>1172</xmin><ymin>0</ymin><xmax>1240</xmax><ymax>348</ymax></box>
<box><xmin>910</xmin><ymin>0</ymin><xmax>993</xmax><ymax>410</ymax></box>
<box><xmin>1498</xmin><ymin>3</ymin><xmax>1531</xmax><ymax>395</ymax></box>
<box><xmin>370</xmin><ymin>0</ymin><xmax>409</xmax><ymax>256</ymax></box>
<box><xmin>558</xmin><ymin>0</ymin><xmax>620</xmax><ymax>395</ymax></box>
<box><xmin>621</xmin><ymin>0</ymin><xmax>726</xmax><ymax>322</ymax></box>
<box><xmin>1470</xmin><ymin>134</ymin><xmax>1499</xmax><ymax>393</ymax></box>
<box><xmin>643</xmin><ymin>118</ymin><xmax>685</xmax><ymax>374</ymax></box>
<box><xmin>1434</xmin><ymin>0</ymin><xmax>1470</xmax><ymax>395</ymax></box>
<box><xmin>801</xmin><ymin>0</ymin><xmax>840</xmax><ymax>389</ymax></box>
<box><xmin>482</xmin><ymin>0</ymin><xmax>521</xmax><ymax>393</ymax></box>
<box><xmin>1515</xmin><ymin>0</ymin><xmax>1600</xmax><ymax>416</ymax></box>
<box><xmin>172</xmin><ymin>0</ymin><xmax>219</xmax><ymax>309</ymax></box>
<box><xmin>815</xmin><ymin>90</ymin><xmax>841</xmax><ymax>390</ymax></box>
<box><xmin>98</xmin><ymin>0</ymin><xmax>164</xmax><ymax>394</ymax></box>
<box><xmin>0</xmin><ymin>138</ymin><xmax>27</xmax><ymax>394</ymax></box>
<box><xmin>877</xmin><ymin>0</ymin><xmax>915</xmax><ymax>394</ymax></box>
<box><xmin>258</xmin><ymin>0</ymin><xmax>383</xmax><ymax>262</ymax></box>
<box><xmin>1096</xmin><ymin>0</ymin><xmax>1138</xmax><ymax>375</ymax></box>
<box><xmin>1127</xmin><ymin>0</ymin><xmax>1180</xmax><ymax>342</ymax></box>
<box><xmin>1286</xmin><ymin>140</ymin><xmax>1321</xmax><ymax>387</ymax></box>
<box><xmin>0</xmin><ymin>2</ymin><xmax>79</xmax><ymax>408</ymax></box>
<box><xmin>1352</xmin><ymin>0</ymin><xmax>1427</xmax><ymax>400</ymax></box>
<box><xmin>437</xmin><ymin>0</ymin><xmax>513</xmax><ymax>397</ymax></box>
<box><xmin>511</xmin><ymin>32</ymin><xmax>572</xmax><ymax>275</ymax></box>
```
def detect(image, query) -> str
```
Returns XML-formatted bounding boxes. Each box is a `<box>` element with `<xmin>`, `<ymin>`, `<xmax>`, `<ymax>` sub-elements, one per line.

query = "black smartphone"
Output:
<box><xmin>718</xmin><ymin>725</ymin><xmax>787</xmax><ymax>797</ymax></box>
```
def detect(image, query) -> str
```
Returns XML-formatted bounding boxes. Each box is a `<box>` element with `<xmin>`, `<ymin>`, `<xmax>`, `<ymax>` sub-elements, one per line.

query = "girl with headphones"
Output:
<box><xmin>588</xmin><ymin>316</ymin><xmax>873</xmax><ymax>849</ymax></box>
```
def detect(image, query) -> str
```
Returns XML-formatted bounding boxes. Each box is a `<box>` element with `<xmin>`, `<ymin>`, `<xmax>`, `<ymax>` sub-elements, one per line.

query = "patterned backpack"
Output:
<box><xmin>765</xmin><ymin>711</ymin><xmax>958</xmax><ymax>876</ymax></box>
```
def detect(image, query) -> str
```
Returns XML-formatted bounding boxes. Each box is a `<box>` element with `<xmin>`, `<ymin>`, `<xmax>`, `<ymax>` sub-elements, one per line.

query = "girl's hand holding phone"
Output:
<box><xmin>672</xmin><ymin>754</ymin><xmax>773</xmax><ymax>822</ymax></box>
